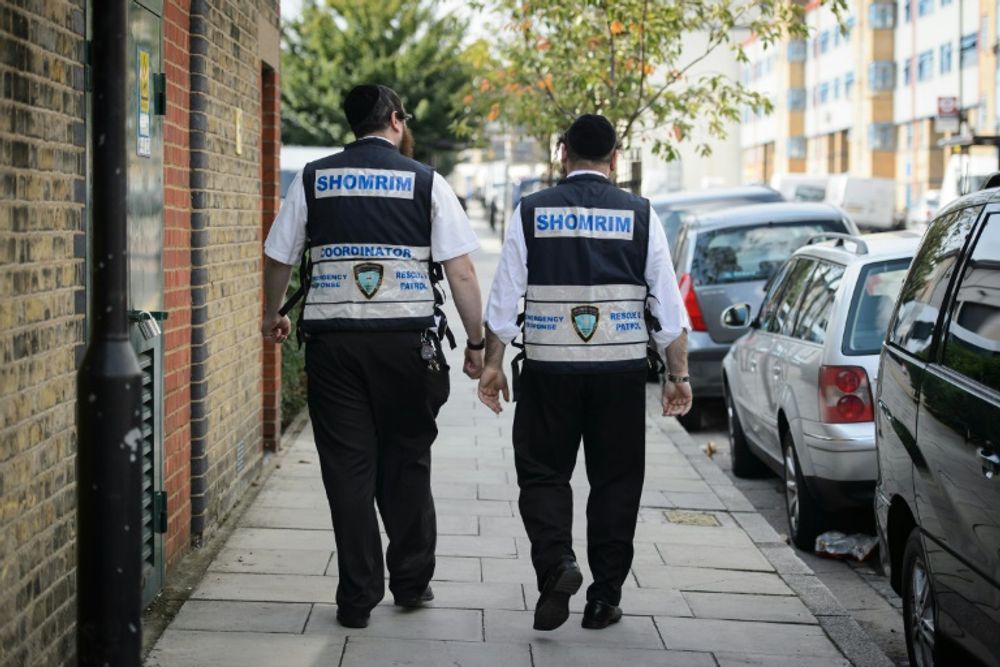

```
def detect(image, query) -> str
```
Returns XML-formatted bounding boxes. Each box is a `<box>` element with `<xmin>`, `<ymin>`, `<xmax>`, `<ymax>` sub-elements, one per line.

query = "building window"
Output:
<box><xmin>788</xmin><ymin>40</ymin><xmax>807</xmax><ymax>62</ymax></box>
<box><xmin>870</xmin><ymin>2</ymin><xmax>896</xmax><ymax>28</ymax></box>
<box><xmin>941</xmin><ymin>0</ymin><xmax>953</xmax><ymax>6</ymax></box>
<box><xmin>940</xmin><ymin>42</ymin><xmax>953</xmax><ymax>73</ymax></box>
<box><xmin>834</xmin><ymin>77</ymin><xmax>842</xmax><ymax>99</ymax></box>
<box><xmin>820</xmin><ymin>31</ymin><xmax>830</xmax><ymax>53</ymax></box>
<box><xmin>905</xmin><ymin>123</ymin><xmax>913</xmax><ymax>148</ymax></box>
<box><xmin>869</xmin><ymin>61</ymin><xmax>896</xmax><ymax>90</ymax></box>
<box><xmin>918</xmin><ymin>50</ymin><xmax>934</xmax><ymax>80</ymax></box>
<box><xmin>902</xmin><ymin>58</ymin><xmax>912</xmax><ymax>85</ymax></box>
<box><xmin>869</xmin><ymin>123</ymin><xmax>896</xmax><ymax>151</ymax></box>
<box><xmin>788</xmin><ymin>136</ymin><xmax>807</xmax><ymax>159</ymax></box>
<box><xmin>918</xmin><ymin>0</ymin><xmax>933</xmax><ymax>16</ymax></box>
<box><xmin>845</xmin><ymin>71</ymin><xmax>856</xmax><ymax>99</ymax></box>
<box><xmin>960</xmin><ymin>32</ymin><xmax>978</xmax><ymax>68</ymax></box>
<box><xmin>902</xmin><ymin>0</ymin><xmax>911</xmax><ymax>22</ymax></box>
<box><xmin>819</xmin><ymin>82</ymin><xmax>830</xmax><ymax>104</ymax></box>
<box><xmin>788</xmin><ymin>88</ymin><xmax>807</xmax><ymax>111</ymax></box>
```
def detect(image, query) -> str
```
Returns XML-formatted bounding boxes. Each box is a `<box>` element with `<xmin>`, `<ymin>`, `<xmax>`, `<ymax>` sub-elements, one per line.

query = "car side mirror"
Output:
<box><xmin>721</xmin><ymin>303</ymin><xmax>753</xmax><ymax>329</ymax></box>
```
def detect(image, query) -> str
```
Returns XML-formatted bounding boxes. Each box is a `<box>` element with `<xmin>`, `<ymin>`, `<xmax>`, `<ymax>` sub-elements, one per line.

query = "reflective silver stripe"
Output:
<box><xmin>525</xmin><ymin>342</ymin><xmax>648</xmax><ymax>363</ymax></box>
<box><xmin>310</xmin><ymin>243</ymin><xmax>431</xmax><ymax>263</ymax></box>
<box><xmin>526</xmin><ymin>284</ymin><xmax>647</xmax><ymax>303</ymax></box>
<box><xmin>308</xmin><ymin>258</ymin><xmax>433</xmax><ymax>305</ymax></box>
<box><xmin>534</xmin><ymin>207</ymin><xmax>635</xmax><ymax>240</ymax></box>
<box><xmin>314</xmin><ymin>168</ymin><xmax>416</xmax><ymax>200</ymax></box>
<box><xmin>523</xmin><ymin>300</ymin><xmax>647</xmax><ymax>346</ymax></box>
<box><xmin>303</xmin><ymin>300</ymin><xmax>434</xmax><ymax>321</ymax></box>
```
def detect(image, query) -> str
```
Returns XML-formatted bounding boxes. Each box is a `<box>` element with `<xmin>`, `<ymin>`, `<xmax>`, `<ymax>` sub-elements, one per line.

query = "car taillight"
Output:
<box><xmin>678</xmin><ymin>273</ymin><xmax>707</xmax><ymax>332</ymax></box>
<box><xmin>819</xmin><ymin>365</ymin><xmax>874</xmax><ymax>423</ymax></box>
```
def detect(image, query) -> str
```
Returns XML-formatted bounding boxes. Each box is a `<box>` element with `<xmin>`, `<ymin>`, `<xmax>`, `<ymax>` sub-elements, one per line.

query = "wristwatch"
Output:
<box><xmin>466</xmin><ymin>339</ymin><xmax>485</xmax><ymax>351</ymax></box>
<box><xmin>667</xmin><ymin>373</ymin><xmax>690</xmax><ymax>384</ymax></box>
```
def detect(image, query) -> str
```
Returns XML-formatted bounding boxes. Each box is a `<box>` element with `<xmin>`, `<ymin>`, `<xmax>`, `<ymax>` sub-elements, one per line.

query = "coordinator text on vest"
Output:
<box><xmin>534</xmin><ymin>207</ymin><xmax>634</xmax><ymax>240</ymax></box>
<box><xmin>314</xmin><ymin>168</ymin><xmax>416</xmax><ymax>200</ymax></box>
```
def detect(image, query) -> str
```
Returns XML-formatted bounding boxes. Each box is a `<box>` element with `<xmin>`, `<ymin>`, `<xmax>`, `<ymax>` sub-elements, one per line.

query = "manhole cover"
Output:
<box><xmin>663</xmin><ymin>510</ymin><xmax>720</xmax><ymax>527</ymax></box>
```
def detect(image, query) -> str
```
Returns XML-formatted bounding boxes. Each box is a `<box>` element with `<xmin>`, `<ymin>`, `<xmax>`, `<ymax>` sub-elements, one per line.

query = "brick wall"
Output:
<box><xmin>189</xmin><ymin>0</ymin><xmax>279</xmax><ymax>534</ymax></box>
<box><xmin>0</xmin><ymin>2</ymin><xmax>86</xmax><ymax>666</ymax></box>
<box><xmin>260</xmin><ymin>63</ymin><xmax>280</xmax><ymax>450</ymax></box>
<box><xmin>162</xmin><ymin>0</ymin><xmax>193</xmax><ymax>569</ymax></box>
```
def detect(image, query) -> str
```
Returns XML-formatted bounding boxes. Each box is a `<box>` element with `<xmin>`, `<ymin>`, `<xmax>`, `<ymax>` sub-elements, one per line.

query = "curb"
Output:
<box><xmin>647</xmin><ymin>391</ymin><xmax>894</xmax><ymax>667</ymax></box>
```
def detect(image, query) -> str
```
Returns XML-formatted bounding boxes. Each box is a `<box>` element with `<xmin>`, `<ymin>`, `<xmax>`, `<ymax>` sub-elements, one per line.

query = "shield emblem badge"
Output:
<box><xmin>354</xmin><ymin>263</ymin><xmax>384</xmax><ymax>299</ymax></box>
<box><xmin>571</xmin><ymin>305</ymin><xmax>600</xmax><ymax>342</ymax></box>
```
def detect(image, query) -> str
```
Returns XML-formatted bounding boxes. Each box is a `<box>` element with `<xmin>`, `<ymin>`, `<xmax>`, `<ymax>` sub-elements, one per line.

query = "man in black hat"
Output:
<box><xmin>477</xmin><ymin>114</ymin><xmax>692</xmax><ymax>631</ymax></box>
<box><xmin>261</xmin><ymin>84</ymin><xmax>486</xmax><ymax>628</ymax></box>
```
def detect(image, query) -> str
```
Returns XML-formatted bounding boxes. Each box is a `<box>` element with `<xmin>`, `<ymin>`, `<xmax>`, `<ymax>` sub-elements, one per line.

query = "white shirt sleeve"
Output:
<box><xmin>484</xmin><ymin>205</ymin><xmax>528</xmax><ymax>345</ymax></box>
<box><xmin>646</xmin><ymin>208</ymin><xmax>690</xmax><ymax>350</ymax></box>
<box><xmin>264</xmin><ymin>170</ymin><xmax>308</xmax><ymax>265</ymax></box>
<box><xmin>430</xmin><ymin>172</ymin><xmax>480</xmax><ymax>261</ymax></box>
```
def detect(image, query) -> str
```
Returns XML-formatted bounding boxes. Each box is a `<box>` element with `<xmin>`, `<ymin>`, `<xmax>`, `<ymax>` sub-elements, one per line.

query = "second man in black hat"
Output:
<box><xmin>478</xmin><ymin>114</ymin><xmax>693</xmax><ymax>631</ymax></box>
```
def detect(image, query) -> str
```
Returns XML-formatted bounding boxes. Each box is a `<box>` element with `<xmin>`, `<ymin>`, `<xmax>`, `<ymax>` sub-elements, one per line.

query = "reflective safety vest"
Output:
<box><xmin>520</xmin><ymin>173</ymin><xmax>651</xmax><ymax>373</ymax></box>
<box><xmin>299</xmin><ymin>138</ymin><xmax>438</xmax><ymax>334</ymax></box>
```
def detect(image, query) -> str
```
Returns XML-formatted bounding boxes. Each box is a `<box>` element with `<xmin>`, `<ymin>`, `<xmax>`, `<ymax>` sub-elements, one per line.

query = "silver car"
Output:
<box><xmin>720</xmin><ymin>231</ymin><xmax>921</xmax><ymax>550</ymax></box>
<box><xmin>670</xmin><ymin>202</ymin><xmax>858</xmax><ymax>429</ymax></box>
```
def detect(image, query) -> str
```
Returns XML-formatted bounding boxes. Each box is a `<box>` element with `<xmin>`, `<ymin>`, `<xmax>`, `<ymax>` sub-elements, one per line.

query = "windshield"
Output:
<box><xmin>691</xmin><ymin>220</ymin><xmax>847</xmax><ymax>285</ymax></box>
<box><xmin>844</xmin><ymin>259</ymin><xmax>911</xmax><ymax>355</ymax></box>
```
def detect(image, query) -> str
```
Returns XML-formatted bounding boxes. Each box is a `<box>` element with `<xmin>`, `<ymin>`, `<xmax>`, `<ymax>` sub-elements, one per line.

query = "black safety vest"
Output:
<box><xmin>300</xmin><ymin>138</ymin><xmax>436</xmax><ymax>334</ymax></box>
<box><xmin>520</xmin><ymin>173</ymin><xmax>650</xmax><ymax>373</ymax></box>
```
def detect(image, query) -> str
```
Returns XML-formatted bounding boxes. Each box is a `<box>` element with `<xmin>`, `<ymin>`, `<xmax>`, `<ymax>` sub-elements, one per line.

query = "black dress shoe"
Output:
<box><xmin>336</xmin><ymin>609</ymin><xmax>370</xmax><ymax>628</ymax></box>
<box><xmin>393</xmin><ymin>585</ymin><xmax>434</xmax><ymax>609</ymax></box>
<box><xmin>533</xmin><ymin>560</ymin><xmax>583</xmax><ymax>631</ymax></box>
<box><xmin>581</xmin><ymin>599</ymin><xmax>623</xmax><ymax>629</ymax></box>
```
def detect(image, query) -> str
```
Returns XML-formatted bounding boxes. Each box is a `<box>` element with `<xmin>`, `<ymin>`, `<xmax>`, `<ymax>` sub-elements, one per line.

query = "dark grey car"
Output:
<box><xmin>670</xmin><ymin>202</ymin><xmax>859</xmax><ymax>429</ymax></box>
<box><xmin>651</xmin><ymin>185</ymin><xmax>784</xmax><ymax>250</ymax></box>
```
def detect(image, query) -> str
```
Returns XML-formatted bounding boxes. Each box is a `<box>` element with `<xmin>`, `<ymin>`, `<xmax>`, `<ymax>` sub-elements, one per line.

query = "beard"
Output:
<box><xmin>400</xmin><ymin>126</ymin><xmax>415</xmax><ymax>158</ymax></box>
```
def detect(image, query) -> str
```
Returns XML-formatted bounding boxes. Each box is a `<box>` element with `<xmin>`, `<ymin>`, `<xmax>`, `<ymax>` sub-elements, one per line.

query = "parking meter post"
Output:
<box><xmin>76</xmin><ymin>2</ymin><xmax>145</xmax><ymax>665</ymax></box>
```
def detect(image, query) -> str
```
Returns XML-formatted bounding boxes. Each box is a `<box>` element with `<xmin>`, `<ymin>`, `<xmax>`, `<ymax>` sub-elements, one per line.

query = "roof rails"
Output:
<box><xmin>806</xmin><ymin>233</ymin><xmax>869</xmax><ymax>255</ymax></box>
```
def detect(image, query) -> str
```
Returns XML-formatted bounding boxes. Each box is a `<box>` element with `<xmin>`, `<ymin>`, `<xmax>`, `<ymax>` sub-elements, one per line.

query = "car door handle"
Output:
<box><xmin>749</xmin><ymin>359</ymin><xmax>758</xmax><ymax>372</ymax></box>
<box><xmin>771</xmin><ymin>365</ymin><xmax>783</xmax><ymax>378</ymax></box>
<box><xmin>978</xmin><ymin>448</ymin><xmax>1000</xmax><ymax>480</ymax></box>
<box><xmin>877</xmin><ymin>399</ymin><xmax>892</xmax><ymax>420</ymax></box>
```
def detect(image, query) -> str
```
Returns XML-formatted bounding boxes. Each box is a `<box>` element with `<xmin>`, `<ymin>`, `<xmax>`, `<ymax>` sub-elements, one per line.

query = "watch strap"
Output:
<box><xmin>667</xmin><ymin>373</ymin><xmax>690</xmax><ymax>384</ymax></box>
<box><xmin>466</xmin><ymin>338</ymin><xmax>485</xmax><ymax>351</ymax></box>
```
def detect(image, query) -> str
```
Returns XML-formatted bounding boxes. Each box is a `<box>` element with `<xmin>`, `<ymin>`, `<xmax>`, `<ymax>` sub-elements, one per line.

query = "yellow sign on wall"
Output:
<box><xmin>137</xmin><ymin>47</ymin><xmax>151</xmax><ymax>157</ymax></box>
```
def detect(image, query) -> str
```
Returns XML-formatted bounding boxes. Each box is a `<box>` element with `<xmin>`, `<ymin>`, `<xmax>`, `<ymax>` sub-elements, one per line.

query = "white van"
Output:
<box><xmin>824</xmin><ymin>175</ymin><xmax>896</xmax><ymax>231</ymax></box>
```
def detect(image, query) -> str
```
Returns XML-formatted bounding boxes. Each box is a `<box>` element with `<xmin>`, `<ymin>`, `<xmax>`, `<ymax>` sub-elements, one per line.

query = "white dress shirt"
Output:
<box><xmin>484</xmin><ymin>170</ymin><xmax>689</xmax><ymax>351</ymax></box>
<box><xmin>264</xmin><ymin>137</ymin><xmax>480</xmax><ymax>265</ymax></box>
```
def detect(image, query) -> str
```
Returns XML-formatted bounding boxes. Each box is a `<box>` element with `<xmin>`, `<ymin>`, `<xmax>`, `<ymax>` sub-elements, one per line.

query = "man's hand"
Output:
<box><xmin>662</xmin><ymin>380</ymin><xmax>693</xmax><ymax>417</ymax></box>
<box><xmin>478</xmin><ymin>366</ymin><xmax>510</xmax><ymax>414</ymax></box>
<box><xmin>261</xmin><ymin>313</ymin><xmax>291</xmax><ymax>344</ymax></box>
<box><xmin>464</xmin><ymin>348</ymin><xmax>484</xmax><ymax>379</ymax></box>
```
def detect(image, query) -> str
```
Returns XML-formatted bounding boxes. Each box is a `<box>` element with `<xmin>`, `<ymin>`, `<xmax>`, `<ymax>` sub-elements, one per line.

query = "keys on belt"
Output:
<box><xmin>420</xmin><ymin>332</ymin><xmax>441</xmax><ymax>372</ymax></box>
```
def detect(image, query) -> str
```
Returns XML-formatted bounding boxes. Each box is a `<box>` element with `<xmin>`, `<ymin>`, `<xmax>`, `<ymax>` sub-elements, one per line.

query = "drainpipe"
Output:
<box><xmin>76</xmin><ymin>2</ymin><xmax>144</xmax><ymax>665</ymax></box>
<box><xmin>188</xmin><ymin>0</ymin><xmax>209</xmax><ymax>541</ymax></box>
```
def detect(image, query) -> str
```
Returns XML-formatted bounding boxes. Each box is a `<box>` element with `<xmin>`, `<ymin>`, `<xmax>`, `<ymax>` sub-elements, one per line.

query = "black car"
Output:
<box><xmin>875</xmin><ymin>186</ymin><xmax>1000</xmax><ymax>667</ymax></box>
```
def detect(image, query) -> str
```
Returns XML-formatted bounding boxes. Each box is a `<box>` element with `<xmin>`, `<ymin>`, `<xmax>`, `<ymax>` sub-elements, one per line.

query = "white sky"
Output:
<box><xmin>280</xmin><ymin>0</ymin><xmax>494</xmax><ymax>41</ymax></box>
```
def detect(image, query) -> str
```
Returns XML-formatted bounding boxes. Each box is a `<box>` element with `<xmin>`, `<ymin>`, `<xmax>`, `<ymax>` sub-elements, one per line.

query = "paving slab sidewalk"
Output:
<box><xmin>146</xmin><ymin>206</ymin><xmax>890</xmax><ymax>667</ymax></box>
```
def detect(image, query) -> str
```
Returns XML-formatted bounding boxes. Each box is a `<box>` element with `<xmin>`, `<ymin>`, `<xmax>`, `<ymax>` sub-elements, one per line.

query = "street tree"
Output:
<box><xmin>456</xmin><ymin>0</ymin><xmax>846</xmax><ymax>162</ymax></box>
<box><xmin>282</xmin><ymin>0</ymin><xmax>478</xmax><ymax>174</ymax></box>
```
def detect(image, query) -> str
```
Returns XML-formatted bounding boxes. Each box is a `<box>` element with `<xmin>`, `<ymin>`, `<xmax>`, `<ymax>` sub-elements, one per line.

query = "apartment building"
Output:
<box><xmin>741</xmin><ymin>0</ymin><xmax>1000</xmax><ymax>212</ymax></box>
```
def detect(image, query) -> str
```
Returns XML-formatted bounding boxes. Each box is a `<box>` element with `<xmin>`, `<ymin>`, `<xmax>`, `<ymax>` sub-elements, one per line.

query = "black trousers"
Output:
<box><xmin>305</xmin><ymin>331</ymin><xmax>450</xmax><ymax>614</ymax></box>
<box><xmin>513</xmin><ymin>367</ymin><xmax>646</xmax><ymax>606</ymax></box>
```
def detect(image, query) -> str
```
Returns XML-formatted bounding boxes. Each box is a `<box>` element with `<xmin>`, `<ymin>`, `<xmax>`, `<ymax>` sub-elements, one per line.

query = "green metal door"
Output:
<box><xmin>127</xmin><ymin>0</ymin><xmax>166</xmax><ymax>608</ymax></box>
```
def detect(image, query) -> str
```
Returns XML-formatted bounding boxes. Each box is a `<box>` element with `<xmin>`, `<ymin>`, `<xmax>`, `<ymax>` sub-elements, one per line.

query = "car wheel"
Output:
<box><xmin>725</xmin><ymin>383</ymin><xmax>768</xmax><ymax>478</ymax></box>
<box><xmin>677</xmin><ymin>401</ymin><xmax>702</xmax><ymax>431</ymax></box>
<box><xmin>782</xmin><ymin>429</ymin><xmax>826</xmax><ymax>550</ymax></box>
<box><xmin>902</xmin><ymin>528</ymin><xmax>938</xmax><ymax>667</ymax></box>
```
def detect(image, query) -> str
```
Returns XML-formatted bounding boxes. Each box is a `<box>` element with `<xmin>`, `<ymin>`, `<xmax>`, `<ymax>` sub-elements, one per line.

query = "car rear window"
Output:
<box><xmin>691</xmin><ymin>220</ymin><xmax>847</xmax><ymax>285</ymax></box>
<box><xmin>844</xmin><ymin>259</ymin><xmax>911</xmax><ymax>355</ymax></box>
<box><xmin>654</xmin><ymin>196</ymin><xmax>780</xmax><ymax>245</ymax></box>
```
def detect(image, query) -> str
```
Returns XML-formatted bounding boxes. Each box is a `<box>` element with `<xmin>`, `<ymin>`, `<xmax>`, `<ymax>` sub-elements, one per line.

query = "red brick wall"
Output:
<box><xmin>162</xmin><ymin>0</ymin><xmax>192</xmax><ymax>570</ymax></box>
<box><xmin>260</xmin><ymin>64</ymin><xmax>281</xmax><ymax>450</ymax></box>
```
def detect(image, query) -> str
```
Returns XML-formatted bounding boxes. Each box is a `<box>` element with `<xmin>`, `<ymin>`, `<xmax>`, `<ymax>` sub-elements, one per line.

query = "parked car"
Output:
<box><xmin>668</xmin><ymin>202</ymin><xmax>859</xmax><ymax>429</ymax></box>
<box><xmin>720</xmin><ymin>231</ymin><xmax>920</xmax><ymax>550</ymax></box>
<box><xmin>650</xmin><ymin>186</ymin><xmax>784</xmax><ymax>250</ymax></box>
<box><xmin>939</xmin><ymin>152</ymin><xmax>999</xmax><ymax>209</ymax></box>
<box><xmin>906</xmin><ymin>189</ymin><xmax>941</xmax><ymax>230</ymax></box>
<box><xmin>770</xmin><ymin>173</ymin><xmax>829</xmax><ymax>203</ymax></box>
<box><xmin>875</xmin><ymin>187</ymin><xmax>1000</xmax><ymax>666</ymax></box>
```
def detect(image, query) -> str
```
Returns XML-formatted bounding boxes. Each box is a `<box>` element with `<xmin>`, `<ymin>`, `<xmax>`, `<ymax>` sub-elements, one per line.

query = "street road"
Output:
<box><xmin>693</xmin><ymin>400</ymin><xmax>910</xmax><ymax>666</ymax></box>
